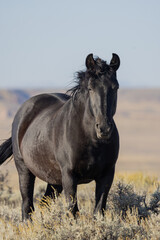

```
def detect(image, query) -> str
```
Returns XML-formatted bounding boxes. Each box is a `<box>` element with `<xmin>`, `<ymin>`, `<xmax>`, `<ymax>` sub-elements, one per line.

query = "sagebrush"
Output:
<box><xmin>0</xmin><ymin>171</ymin><xmax>160</xmax><ymax>240</ymax></box>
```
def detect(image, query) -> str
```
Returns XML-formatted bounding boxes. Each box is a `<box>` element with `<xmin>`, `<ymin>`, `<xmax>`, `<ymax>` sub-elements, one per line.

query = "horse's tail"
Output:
<box><xmin>0</xmin><ymin>137</ymin><xmax>13</xmax><ymax>165</ymax></box>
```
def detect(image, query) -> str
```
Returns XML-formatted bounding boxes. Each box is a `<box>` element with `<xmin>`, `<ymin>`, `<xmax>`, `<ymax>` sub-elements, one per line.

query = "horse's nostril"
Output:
<box><xmin>96</xmin><ymin>124</ymin><xmax>103</xmax><ymax>133</ymax></box>
<box><xmin>99</xmin><ymin>128</ymin><xmax>103</xmax><ymax>133</ymax></box>
<box><xmin>96</xmin><ymin>123</ymin><xmax>99</xmax><ymax>129</ymax></box>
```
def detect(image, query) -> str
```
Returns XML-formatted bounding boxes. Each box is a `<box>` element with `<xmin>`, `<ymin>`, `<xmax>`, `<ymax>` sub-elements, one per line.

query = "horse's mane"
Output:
<box><xmin>67</xmin><ymin>71</ymin><xmax>86</xmax><ymax>99</ymax></box>
<box><xmin>67</xmin><ymin>57</ymin><xmax>109</xmax><ymax>100</ymax></box>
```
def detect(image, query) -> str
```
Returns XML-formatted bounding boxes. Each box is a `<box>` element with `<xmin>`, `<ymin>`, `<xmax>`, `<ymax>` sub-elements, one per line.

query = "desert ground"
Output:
<box><xmin>116</xmin><ymin>89</ymin><xmax>160</xmax><ymax>174</ymax></box>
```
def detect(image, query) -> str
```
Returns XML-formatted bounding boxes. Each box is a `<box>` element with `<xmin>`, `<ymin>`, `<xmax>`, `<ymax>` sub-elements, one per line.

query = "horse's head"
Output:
<box><xmin>85</xmin><ymin>53</ymin><xmax>120</xmax><ymax>140</ymax></box>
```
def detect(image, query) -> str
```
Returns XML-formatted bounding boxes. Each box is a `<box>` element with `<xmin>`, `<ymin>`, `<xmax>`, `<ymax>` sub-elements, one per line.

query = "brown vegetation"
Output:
<box><xmin>0</xmin><ymin>171</ymin><xmax>159</xmax><ymax>239</ymax></box>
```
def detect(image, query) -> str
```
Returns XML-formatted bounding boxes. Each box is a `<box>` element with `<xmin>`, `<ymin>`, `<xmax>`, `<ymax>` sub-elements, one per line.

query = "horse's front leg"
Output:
<box><xmin>94</xmin><ymin>166</ymin><xmax>115</xmax><ymax>215</ymax></box>
<box><xmin>62</xmin><ymin>168</ymin><xmax>79</xmax><ymax>216</ymax></box>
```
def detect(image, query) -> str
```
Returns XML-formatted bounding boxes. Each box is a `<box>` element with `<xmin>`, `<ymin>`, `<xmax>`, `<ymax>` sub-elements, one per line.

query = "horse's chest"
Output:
<box><xmin>76</xmin><ymin>146</ymin><xmax>111</xmax><ymax>181</ymax></box>
<box><xmin>78</xmin><ymin>157</ymin><xmax>96</xmax><ymax>175</ymax></box>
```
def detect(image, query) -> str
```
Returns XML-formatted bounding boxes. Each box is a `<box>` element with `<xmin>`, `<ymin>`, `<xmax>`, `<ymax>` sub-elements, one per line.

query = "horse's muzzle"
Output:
<box><xmin>95</xmin><ymin>122</ymin><xmax>113</xmax><ymax>140</ymax></box>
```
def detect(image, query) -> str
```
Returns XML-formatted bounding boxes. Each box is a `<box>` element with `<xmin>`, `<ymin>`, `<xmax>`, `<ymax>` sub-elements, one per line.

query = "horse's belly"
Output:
<box><xmin>25</xmin><ymin>154</ymin><xmax>62</xmax><ymax>184</ymax></box>
<box><xmin>25</xmin><ymin>156</ymin><xmax>62</xmax><ymax>185</ymax></box>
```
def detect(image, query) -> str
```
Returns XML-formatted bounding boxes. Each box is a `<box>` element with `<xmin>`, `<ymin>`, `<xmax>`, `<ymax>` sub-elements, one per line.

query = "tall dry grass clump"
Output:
<box><xmin>0</xmin><ymin>171</ymin><xmax>160</xmax><ymax>240</ymax></box>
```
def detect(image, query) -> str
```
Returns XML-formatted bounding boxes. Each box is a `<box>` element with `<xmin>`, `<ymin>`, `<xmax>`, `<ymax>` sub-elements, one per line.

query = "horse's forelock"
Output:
<box><xmin>67</xmin><ymin>57</ymin><xmax>110</xmax><ymax>99</ymax></box>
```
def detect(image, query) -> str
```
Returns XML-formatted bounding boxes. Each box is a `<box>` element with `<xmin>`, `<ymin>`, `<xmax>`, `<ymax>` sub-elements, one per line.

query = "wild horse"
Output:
<box><xmin>0</xmin><ymin>53</ymin><xmax>120</xmax><ymax>221</ymax></box>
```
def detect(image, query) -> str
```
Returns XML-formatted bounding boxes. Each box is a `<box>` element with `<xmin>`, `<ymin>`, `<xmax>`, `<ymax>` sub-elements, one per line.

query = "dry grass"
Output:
<box><xmin>0</xmin><ymin>171</ymin><xmax>159</xmax><ymax>240</ymax></box>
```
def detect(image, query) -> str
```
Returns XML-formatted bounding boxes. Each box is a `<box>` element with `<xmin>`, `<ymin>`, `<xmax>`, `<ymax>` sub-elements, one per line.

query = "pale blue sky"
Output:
<box><xmin>0</xmin><ymin>0</ymin><xmax>160</xmax><ymax>89</ymax></box>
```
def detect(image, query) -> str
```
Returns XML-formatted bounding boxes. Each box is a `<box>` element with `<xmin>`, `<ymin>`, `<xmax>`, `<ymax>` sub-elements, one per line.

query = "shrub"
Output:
<box><xmin>0</xmin><ymin>172</ymin><xmax>159</xmax><ymax>239</ymax></box>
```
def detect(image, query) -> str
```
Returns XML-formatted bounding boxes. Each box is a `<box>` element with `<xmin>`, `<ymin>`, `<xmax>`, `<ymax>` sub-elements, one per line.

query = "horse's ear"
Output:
<box><xmin>110</xmin><ymin>53</ymin><xmax>120</xmax><ymax>71</ymax></box>
<box><xmin>86</xmin><ymin>54</ymin><xmax>96</xmax><ymax>70</ymax></box>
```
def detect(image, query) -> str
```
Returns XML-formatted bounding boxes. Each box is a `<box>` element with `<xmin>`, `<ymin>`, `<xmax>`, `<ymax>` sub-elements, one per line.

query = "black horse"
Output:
<box><xmin>0</xmin><ymin>53</ymin><xmax>120</xmax><ymax>221</ymax></box>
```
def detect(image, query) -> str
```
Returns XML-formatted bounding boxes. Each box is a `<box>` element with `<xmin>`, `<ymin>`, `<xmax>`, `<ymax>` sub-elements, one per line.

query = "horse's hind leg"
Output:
<box><xmin>44</xmin><ymin>184</ymin><xmax>63</xmax><ymax>200</ymax></box>
<box><xmin>15</xmin><ymin>158</ymin><xmax>35</xmax><ymax>221</ymax></box>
